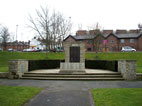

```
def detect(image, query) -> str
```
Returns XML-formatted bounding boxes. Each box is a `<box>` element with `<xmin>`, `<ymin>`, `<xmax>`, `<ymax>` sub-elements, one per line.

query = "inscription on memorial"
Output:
<box><xmin>70</xmin><ymin>46</ymin><xmax>80</xmax><ymax>62</ymax></box>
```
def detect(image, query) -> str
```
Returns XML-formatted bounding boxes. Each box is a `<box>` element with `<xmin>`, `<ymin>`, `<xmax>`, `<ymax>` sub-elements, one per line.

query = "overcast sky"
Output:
<box><xmin>0</xmin><ymin>0</ymin><xmax>142</xmax><ymax>41</ymax></box>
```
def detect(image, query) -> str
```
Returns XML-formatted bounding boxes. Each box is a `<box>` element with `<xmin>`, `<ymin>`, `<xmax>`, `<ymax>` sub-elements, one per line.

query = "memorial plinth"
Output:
<box><xmin>60</xmin><ymin>42</ymin><xmax>85</xmax><ymax>74</ymax></box>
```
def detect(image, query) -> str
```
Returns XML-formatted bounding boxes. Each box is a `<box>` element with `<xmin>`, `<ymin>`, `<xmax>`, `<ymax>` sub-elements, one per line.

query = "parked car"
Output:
<box><xmin>22</xmin><ymin>48</ymin><xmax>35</xmax><ymax>52</ymax></box>
<box><xmin>0</xmin><ymin>48</ymin><xmax>3</xmax><ymax>51</ymax></box>
<box><xmin>8</xmin><ymin>48</ymin><xmax>14</xmax><ymax>52</ymax></box>
<box><xmin>22</xmin><ymin>49</ymin><xmax>28</xmax><ymax>52</ymax></box>
<box><xmin>56</xmin><ymin>47</ymin><xmax>63</xmax><ymax>52</ymax></box>
<box><xmin>121</xmin><ymin>46</ymin><xmax>136</xmax><ymax>52</ymax></box>
<box><xmin>34</xmin><ymin>48</ymin><xmax>42</xmax><ymax>52</ymax></box>
<box><xmin>49</xmin><ymin>49</ymin><xmax>57</xmax><ymax>52</ymax></box>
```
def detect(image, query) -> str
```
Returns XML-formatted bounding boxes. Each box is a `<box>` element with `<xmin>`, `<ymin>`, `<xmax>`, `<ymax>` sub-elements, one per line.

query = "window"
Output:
<box><xmin>130</xmin><ymin>39</ymin><xmax>134</xmax><ymax>43</ymax></box>
<box><xmin>110</xmin><ymin>40</ymin><xmax>114</xmax><ymax>43</ymax></box>
<box><xmin>98</xmin><ymin>40</ymin><xmax>102</xmax><ymax>44</ymax></box>
<box><xmin>69</xmin><ymin>39</ymin><xmax>72</xmax><ymax>43</ymax></box>
<box><xmin>87</xmin><ymin>48</ymin><xmax>91</xmax><ymax>51</ymax></box>
<box><xmin>88</xmin><ymin>40</ymin><xmax>92</xmax><ymax>44</ymax></box>
<box><xmin>99</xmin><ymin>48</ymin><xmax>102</xmax><ymax>51</ymax></box>
<box><xmin>110</xmin><ymin>47</ymin><xmax>113</xmax><ymax>51</ymax></box>
<box><xmin>120</xmin><ymin>39</ymin><xmax>125</xmax><ymax>43</ymax></box>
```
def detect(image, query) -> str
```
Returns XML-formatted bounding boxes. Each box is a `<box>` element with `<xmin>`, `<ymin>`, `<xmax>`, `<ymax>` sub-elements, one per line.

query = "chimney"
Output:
<box><xmin>89</xmin><ymin>30</ymin><xmax>96</xmax><ymax>35</ymax></box>
<box><xmin>103</xmin><ymin>30</ymin><xmax>113</xmax><ymax>34</ymax></box>
<box><xmin>116</xmin><ymin>30</ymin><xmax>127</xmax><ymax>34</ymax></box>
<box><xmin>129</xmin><ymin>29</ymin><xmax>139</xmax><ymax>34</ymax></box>
<box><xmin>76</xmin><ymin>30</ymin><xmax>87</xmax><ymax>36</ymax></box>
<box><xmin>89</xmin><ymin>29</ymin><xmax>101</xmax><ymax>35</ymax></box>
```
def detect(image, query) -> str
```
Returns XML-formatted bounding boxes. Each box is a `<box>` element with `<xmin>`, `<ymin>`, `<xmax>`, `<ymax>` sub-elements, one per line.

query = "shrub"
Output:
<box><xmin>29</xmin><ymin>59</ymin><xmax>117</xmax><ymax>72</ymax></box>
<box><xmin>85</xmin><ymin>60</ymin><xmax>118</xmax><ymax>71</ymax></box>
<box><xmin>29</xmin><ymin>60</ymin><xmax>64</xmax><ymax>71</ymax></box>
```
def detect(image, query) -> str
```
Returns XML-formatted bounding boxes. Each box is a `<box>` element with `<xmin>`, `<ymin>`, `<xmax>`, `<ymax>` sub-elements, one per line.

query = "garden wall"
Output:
<box><xmin>8</xmin><ymin>59</ymin><xmax>137</xmax><ymax>80</ymax></box>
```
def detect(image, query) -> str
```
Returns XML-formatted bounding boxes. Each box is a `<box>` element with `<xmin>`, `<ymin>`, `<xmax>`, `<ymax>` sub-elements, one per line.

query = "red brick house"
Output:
<box><xmin>63</xmin><ymin>29</ymin><xmax>142</xmax><ymax>52</ymax></box>
<box><xmin>0</xmin><ymin>40</ymin><xmax>30</xmax><ymax>51</ymax></box>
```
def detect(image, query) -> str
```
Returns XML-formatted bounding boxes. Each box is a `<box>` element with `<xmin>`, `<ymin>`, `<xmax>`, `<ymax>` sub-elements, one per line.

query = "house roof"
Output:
<box><xmin>114</xmin><ymin>33</ymin><xmax>141</xmax><ymax>38</ymax></box>
<box><xmin>63</xmin><ymin>35</ymin><xmax>76</xmax><ymax>41</ymax></box>
<box><xmin>74</xmin><ymin>35</ymin><xmax>95</xmax><ymax>40</ymax></box>
<box><xmin>64</xmin><ymin>33</ymin><xmax>142</xmax><ymax>41</ymax></box>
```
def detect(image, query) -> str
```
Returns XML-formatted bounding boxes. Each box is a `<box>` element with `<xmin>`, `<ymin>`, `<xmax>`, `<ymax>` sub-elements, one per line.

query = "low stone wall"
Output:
<box><xmin>0</xmin><ymin>72</ymin><xmax>8</xmax><ymax>78</ymax></box>
<box><xmin>118</xmin><ymin>60</ymin><xmax>136</xmax><ymax>80</ymax></box>
<box><xmin>136</xmin><ymin>73</ymin><xmax>142</xmax><ymax>80</ymax></box>
<box><xmin>8</xmin><ymin>60</ymin><xmax>28</xmax><ymax>79</ymax></box>
<box><xmin>8</xmin><ymin>59</ymin><xmax>138</xmax><ymax>80</ymax></box>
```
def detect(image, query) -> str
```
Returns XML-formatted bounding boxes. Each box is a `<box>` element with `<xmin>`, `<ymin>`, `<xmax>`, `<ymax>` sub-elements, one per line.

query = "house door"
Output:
<box><xmin>70</xmin><ymin>46</ymin><xmax>80</xmax><ymax>62</ymax></box>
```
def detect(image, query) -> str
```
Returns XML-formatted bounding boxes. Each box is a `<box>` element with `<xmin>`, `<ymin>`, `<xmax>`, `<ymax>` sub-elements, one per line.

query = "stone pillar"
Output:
<box><xmin>8</xmin><ymin>60</ymin><xmax>28</xmax><ymax>79</ymax></box>
<box><xmin>118</xmin><ymin>60</ymin><xmax>136</xmax><ymax>80</ymax></box>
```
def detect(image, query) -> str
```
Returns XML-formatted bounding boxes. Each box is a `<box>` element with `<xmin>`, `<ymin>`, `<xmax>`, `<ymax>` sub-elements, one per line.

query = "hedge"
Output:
<box><xmin>29</xmin><ymin>59</ymin><xmax>117</xmax><ymax>72</ymax></box>
<box><xmin>85</xmin><ymin>60</ymin><xmax>118</xmax><ymax>71</ymax></box>
<box><xmin>29</xmin><ymin>60</ymin><xmax>64</xmax><ymax>71</ymax></box>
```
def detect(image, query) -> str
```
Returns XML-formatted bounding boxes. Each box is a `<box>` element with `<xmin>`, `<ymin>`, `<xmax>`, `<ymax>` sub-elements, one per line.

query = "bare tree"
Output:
<box><xmin>0</xmin><ymin>26</ymin><xmax>10</xmax><ymax>51</ymax></box>
<box><xmin>28</xmin><ymin>6</ymin><xmax>72</xmax><ymax>54</ymax></box>
<box><xmin>93</xmin><ymin>29</ymin><xmax>103</xmax><ymax>53</ymax></box>
<box><xmin>88</xmin><ymin>23</ymin><xmax>103</xmax><ymax>59</ymax></box>
<box><xmin>50</xmin><ymin>11</ymin><xmax>72</xmax><ymax>49</ymax></box>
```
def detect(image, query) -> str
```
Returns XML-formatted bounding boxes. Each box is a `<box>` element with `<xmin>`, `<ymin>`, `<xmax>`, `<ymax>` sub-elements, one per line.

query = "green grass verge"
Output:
<box><xmin>0</xmin><ymin>51</ymin><xmax>142</xmax><ymax>73</ymax></box>
<box><xmin>0</xmin><ymin>67</ymin><xmax>8</xmax><ymax>72</ymax></box>
<box><xmin>0</xmin><ymin>85</ymin><xmax>42</xmax><ymax>106</ymax></box>
<box><xmin>92</xmin><ymin>88</ymin><xmax>142</xmax><ymax>106</ymax></box>
<box><xmin>0</xmin><ymin>52</ymin><xmax>64</xmax><ymax>72</ymax></box>
<box><xmin>86</xmin><ymin>52</ymin><xmax>142</xmax><ymax>73</ymax></box>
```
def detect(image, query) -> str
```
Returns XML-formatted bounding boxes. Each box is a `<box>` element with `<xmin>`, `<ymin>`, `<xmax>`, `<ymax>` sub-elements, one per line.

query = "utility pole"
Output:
<box><xmin>16</xmin><ymin>25</ymin><xmax>18</xmax><ymax>51</ymax></box>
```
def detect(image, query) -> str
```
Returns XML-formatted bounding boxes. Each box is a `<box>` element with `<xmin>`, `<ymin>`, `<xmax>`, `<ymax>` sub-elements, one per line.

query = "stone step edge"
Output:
<box><xmin>21</xmin><ymin>77</ymin><xmax>124</xmax><ymax>80</ymax></box>
<box><xmin>24</xmin><ymin>72</ymin><xmax>121</xmax><ymax>75</ymax></box>
<box><xmin>22</xmin><ymin>75</ymin><xmax>123</xmax><ymax>77</ymax></box>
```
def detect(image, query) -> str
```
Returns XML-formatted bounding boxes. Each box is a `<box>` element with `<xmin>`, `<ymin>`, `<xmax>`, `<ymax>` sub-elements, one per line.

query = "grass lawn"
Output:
<box><xmin>86</xmin><ymin>52</ymin><xmax>142</xmax><ymax>73</ymax></box>
<box><xmin>92</xmin><ymin>88</ymin><xmax>142</xmax><ymax>106</ymax></box>
<box><xmin>0</xmin><ymin>85</ymin><xmax>42</xmax><ymax>106</ymax></box>
<box><xmin>0</xmin><ymin>51</ymin><xmax>142</xmax><ymax>73</ymax></box>
<box><xmin>0</xmin><ymin>51</ymin><xmax>64</xmax><ymax>72</ymax></box>
<box><xmin>0</xmin><ymin>67</ymin><xmax>8</xmax><ymax>72</ymax></box>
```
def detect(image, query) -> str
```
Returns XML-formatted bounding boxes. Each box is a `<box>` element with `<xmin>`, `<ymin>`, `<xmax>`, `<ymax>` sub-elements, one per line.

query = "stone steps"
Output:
<box><xmin>24</xmin><ymin>72</ymin><xmax>121</xmax><ymax>75</ymax></box>
<box><xmin>21</xmin><ymin>72</ymin><xmax>124</xmax><ymax>80</ymax></box>
<box><xmin>22</xmin><ymin>74</ymin><xmax>122</xmax><ymax>78</ymax></box>
<box><xmin>21</xmin><ymin>77</ymin><xmax>124</xmax><ymax>80</ymax></box>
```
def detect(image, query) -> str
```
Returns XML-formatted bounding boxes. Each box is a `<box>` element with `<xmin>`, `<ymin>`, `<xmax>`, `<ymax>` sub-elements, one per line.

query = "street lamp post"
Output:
<box><xmin>16</xmin><ymin>25</ymin><xmax>18</xmax><ymax>51</ymax></box>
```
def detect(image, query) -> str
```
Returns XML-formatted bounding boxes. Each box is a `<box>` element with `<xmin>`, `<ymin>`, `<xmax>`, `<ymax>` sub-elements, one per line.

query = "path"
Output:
<box><xmin>0</xmin><ymin>79</ymin><xmax>142</xmax><ymax>106</ymax></box>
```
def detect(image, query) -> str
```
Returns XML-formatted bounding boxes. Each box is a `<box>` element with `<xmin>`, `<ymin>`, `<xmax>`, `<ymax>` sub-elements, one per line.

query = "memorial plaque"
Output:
<box><xmin>70</xmin><ymin>46</ymin><xmax>80</xmax><ymax>62</ymax></box>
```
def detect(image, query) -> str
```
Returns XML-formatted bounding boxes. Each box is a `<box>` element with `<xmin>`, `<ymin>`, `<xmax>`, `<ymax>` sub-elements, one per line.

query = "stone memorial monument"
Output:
<box><xmin>60</xmin><ymin>42</ymin><xmax>85</xmax><ymax>74</ymax></box>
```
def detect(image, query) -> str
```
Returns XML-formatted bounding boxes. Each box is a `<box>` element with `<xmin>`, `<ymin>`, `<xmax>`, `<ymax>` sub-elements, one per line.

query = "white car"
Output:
<box><xmin>8</xmin><ymin>48</ymin><xmax>14</xmax><ymax>52</ymax></box>
<box><xmin>121</xmin><ymin>46</ymin><xmax>136</xmax><ymax>52</ymax></box>
<box><xmin>22</xmin><ymin>48</ymin><xmax>35</xmax><ymax>52</ymax></box>
<box><xmin>0</xmin><ymin>48</ymin><xmax>3</xmax><ymax>51</ymax></box>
